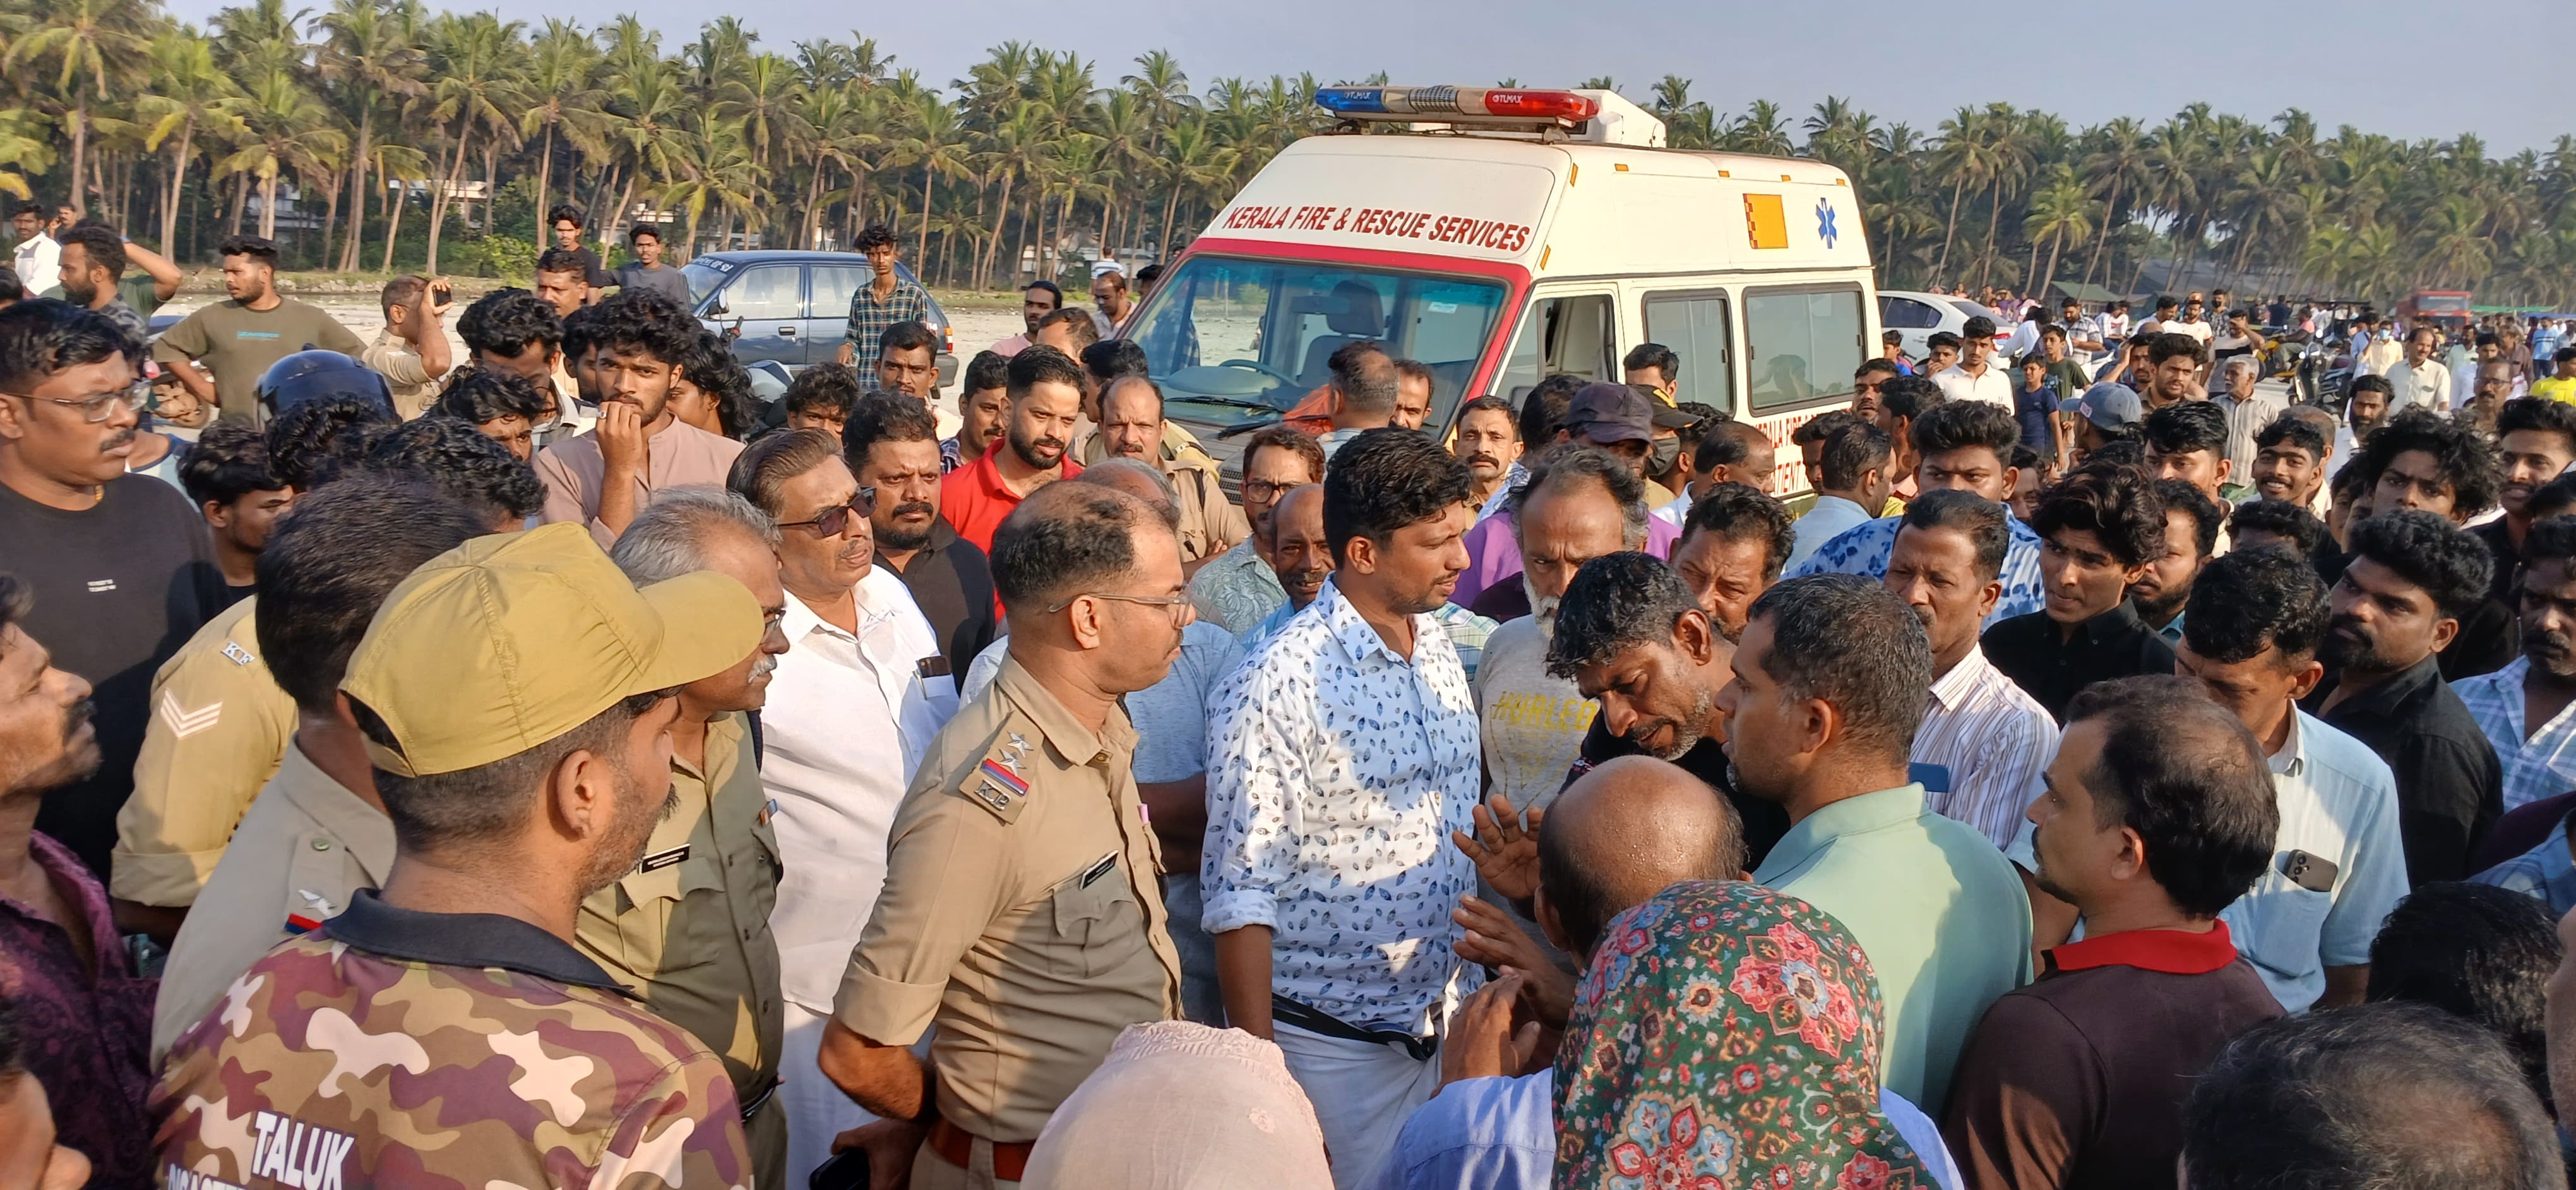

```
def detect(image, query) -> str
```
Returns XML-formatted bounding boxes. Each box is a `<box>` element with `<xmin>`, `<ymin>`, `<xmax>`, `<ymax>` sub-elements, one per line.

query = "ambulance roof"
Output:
<box><xmin>1198</xmin><ymin>133</ymin><xmax>1871</xmax><ymax>280</ymax></box>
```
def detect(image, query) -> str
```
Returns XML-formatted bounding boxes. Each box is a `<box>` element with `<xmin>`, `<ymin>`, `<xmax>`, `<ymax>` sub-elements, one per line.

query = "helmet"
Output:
<box><xmin>254</xmin><ymin>349</ymin><xmax>393</xmax><ymax>421</ymax></box>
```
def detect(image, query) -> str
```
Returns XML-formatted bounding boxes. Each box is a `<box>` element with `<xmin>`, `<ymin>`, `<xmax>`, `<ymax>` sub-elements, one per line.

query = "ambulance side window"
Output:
<box><xmin>1744</xmin><ymin>285</ymin><xmax>1866</xmax><ymax>412</ymax></box>
<box><xmin>1640</xmin><ymin>292</ymin><xmax>1736</xmax><ymax>416</ymax></box>
<box><xmin>1496</xmin><ymin>294</ymin><xmax>1615</xmax><ymax>403</ymax></box>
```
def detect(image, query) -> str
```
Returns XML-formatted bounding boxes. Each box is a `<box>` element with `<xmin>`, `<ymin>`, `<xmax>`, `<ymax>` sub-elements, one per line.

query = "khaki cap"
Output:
<box><xmin>341</xmin><ymin>522</ymin><xmax>761</xmax><ymax>778</ymax></box>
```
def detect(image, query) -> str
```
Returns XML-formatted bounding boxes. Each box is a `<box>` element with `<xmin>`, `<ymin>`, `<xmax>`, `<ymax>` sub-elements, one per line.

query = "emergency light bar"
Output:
<box><xmin>1314</xmin><ymin>86</ymin><xmax>1601</xmax><ymax>126</ymax></box>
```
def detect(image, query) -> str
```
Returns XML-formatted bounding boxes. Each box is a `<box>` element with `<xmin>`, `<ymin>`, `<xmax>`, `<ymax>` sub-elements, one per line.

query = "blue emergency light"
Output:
<box><xmin>1313</xmin><ymin>86</ymin><xmax>1599</xmax><ymax>123</ymax></box>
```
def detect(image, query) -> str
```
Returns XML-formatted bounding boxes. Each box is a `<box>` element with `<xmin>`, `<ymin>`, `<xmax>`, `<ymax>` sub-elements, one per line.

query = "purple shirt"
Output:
<box><xmin>1450</xmin><ymin>509</ymin><xmax>1682</xmax><ymax>607</ymax></box>
<box><xmin>0</xmin><ymin>831</ymin><xmax>155</xmax><ymax>1189</ymax></box>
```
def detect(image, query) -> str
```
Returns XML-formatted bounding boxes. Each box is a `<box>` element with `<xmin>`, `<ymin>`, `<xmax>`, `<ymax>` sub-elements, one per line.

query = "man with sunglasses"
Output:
<box><xmin>0</xmin><ymin>299</ymin><xmax>222</xmax><ymax>879</ymax></box>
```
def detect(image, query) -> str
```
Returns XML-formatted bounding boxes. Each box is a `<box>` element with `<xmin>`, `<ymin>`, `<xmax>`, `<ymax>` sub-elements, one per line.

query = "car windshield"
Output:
<box><xmin>1125</xmin><ymin>255</ymin><xmax>1508</xmax><ymax>424</ymax></box>
<box><xmin>681</xmin><ymin>260</ymin><xmax>732</xmax><ymax>306</ymax></box>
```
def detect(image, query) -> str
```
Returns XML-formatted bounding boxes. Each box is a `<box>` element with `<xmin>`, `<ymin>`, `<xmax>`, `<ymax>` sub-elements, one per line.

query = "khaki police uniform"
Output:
<box><xmin>149</xmin><ymin>740</ymin><xmax>394</xmax><ymax>1060</ymax></box>
<box><xmin>1162</xmin><ymin>445</ymin><xmax>1251</xmax><ymax>564</ymax></box>
<box><xmin>574</xmin><ymin>711</ymin><xmax>787</xmax><ymax>1187</ymax></box>
<box><xmin>112</xmin><ymin>596</ymin><xmax>296</xmax><ymax>908</ymax></box>
<box><xmin>834</xmin><ymin>654</ymin><xmax>1180</xmax><ymax>1189</ymax></box>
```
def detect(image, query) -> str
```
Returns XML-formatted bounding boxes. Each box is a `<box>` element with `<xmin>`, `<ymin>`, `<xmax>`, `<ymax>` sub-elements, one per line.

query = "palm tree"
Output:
<box><xmin>516</xmin><ymin>18</ymin><xmax>604</xmax><ymax>246</ymax></box>
<box><xmin>420</xmin><ymin>11</ymin><xmax>524</xmax><ymax>272</ymax></box>
<box><xmin>135</xmin><ymin>30</ymin><xmax>242</xmax><ymax>251</ymax></box>
<box><xmin>317</xmin><ymin>0</ymin><xmax>427</xmax><ymax>270</ymax></box>
<box><xmin>215</xmin><ymin>67</ymin><xmax>347</xmax><ymax>239</ymax></box>
<box><xmin>889</xmin><ymin>94</ymin><xmax>971</xmax><ymax>266</ymax></box>
<box><xmin>2075</xmin><ymin>117</ymin><xmax>2150</xmax><ymax>289</ymax></box>
<box><xmin>2020</xmin><ymin>164</ymin><xmax>2095</xmax><ymax>296</ymax></box>
<box><xmin>6</xmin><ymin>0</ymin><xmax>153</xmax><ymax>212</ymax></box>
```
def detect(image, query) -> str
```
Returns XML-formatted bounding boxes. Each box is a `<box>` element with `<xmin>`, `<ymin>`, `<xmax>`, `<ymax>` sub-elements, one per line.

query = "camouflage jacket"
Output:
<box><xmin>152</xmin><ymin>891</ymin><xmax>751</xmax><ymax>1190</ymax></box>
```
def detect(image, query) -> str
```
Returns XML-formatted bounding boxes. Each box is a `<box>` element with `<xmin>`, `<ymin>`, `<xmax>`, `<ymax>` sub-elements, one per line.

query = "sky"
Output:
<box><xmin>169</xmin><ymin>0</ymin><xmax>2568</xmax><ymax>155</ymax></box>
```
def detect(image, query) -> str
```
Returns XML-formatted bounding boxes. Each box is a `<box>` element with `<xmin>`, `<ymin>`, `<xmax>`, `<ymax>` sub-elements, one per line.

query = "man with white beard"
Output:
<box><xmin>1470</xmin><ymin>447</ymin><xmax>1647</xmax><ymax>815</ymax></box>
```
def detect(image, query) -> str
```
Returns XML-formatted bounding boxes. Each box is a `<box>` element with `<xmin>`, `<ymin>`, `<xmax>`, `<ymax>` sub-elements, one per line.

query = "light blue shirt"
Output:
<box><xmin>1363</xmin><ymin>1071</ymin><xmax>1962</xmax><ymax>1190</ymax></box>
<box><xmin>1241</xmin><ymin>601</ymin><xmax>1500</xmax><ymax>683</ymax></box>
<box><xmin>2473</xmin><ymin>812</ymin><xmax>2576</xmax><ymax>917</ymax></box>
<box><xmin>1753</xmin><ymin>783</ymin><xmax>2034</xmax><ymax>1113</ymax></box>
<box><xmin>2007</xmin><ymin>709</ymin><xmax>2410</xmax><ymax>1013</ymax></box>
<box><xmin>1787</xmin><ymin>507</ymin><xmax>2045</xmax><ymax>628</ymax></box>
<box><xmin>2452</xmin><ymin>658</ymin><xmax>2576</xmax><ymax>812</ymax></box>
<box><xmin>1786</xmin><ymin>493</ymin><xmax>1875</xmax><ymax>570</ymax></box>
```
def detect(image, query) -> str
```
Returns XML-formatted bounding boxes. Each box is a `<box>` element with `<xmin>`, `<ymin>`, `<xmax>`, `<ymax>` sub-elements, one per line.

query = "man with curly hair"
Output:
<box><xmin>532</xmin><ymin>290</ymin><xmax>744</xmax><ymax>546</ymax></box>
<box><xmin>2342</xmin><ymin>408</ymin><xmax>2515</xmax><ymax>679</ymax></box>
<box><xmin>2306</xmin><ymin>508</ymin><xmax>2504</xmax><ymax>884</ymax></box>
<box><xmin>1983</xmin><ymin>464</ymin><xmax>2176</xmax><ymax>720</ymax></box>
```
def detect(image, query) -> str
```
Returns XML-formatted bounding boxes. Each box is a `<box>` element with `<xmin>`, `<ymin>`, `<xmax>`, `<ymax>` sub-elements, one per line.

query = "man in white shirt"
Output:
<box><xmin>2168</xmin><ymin>296</ymin><xmax>2215</xmax><ymax>346</ymax></box>
<box><xmin>2100</xmin><ymin>300</ymin><xmax>2133</xmax><ymax>349</ymax></box>
<box><xmin>1887</xmin><ymin>491</ymin><xmax>2056</xmax><ymax>846</ymax></box>
<box><xmin>1935</xmin><ymin>315</ymin><xmax>2013</xmax><ymax>409</ymax></box>
<box><xmin>2385</xmin><ymin>326</ymin><xmax>2453</xmax><ymax>414</ymax></box>
<box><xmin>1787</xmin><ymin>416</ymin><xmax>1893</xmax><ymax>570</ymax></box>
<box><xmin>9</xmin><ymin>203</ymin><xmax>58</xmax><ymax>296</ymax></box>
<box><xmin>1205</xmin><ymin>428</ymin><xmax>1482</xmax><ymax>1188</ymax></box>
<box><xmin>2128</xmin><ymin>548</ymin><xmax>2409</xmax><ymax>1013</ymax></box>
<box><xmin>729</xmin><ymin>431</ymin><xmax>957</xmax><ymax>1184</ymax></box>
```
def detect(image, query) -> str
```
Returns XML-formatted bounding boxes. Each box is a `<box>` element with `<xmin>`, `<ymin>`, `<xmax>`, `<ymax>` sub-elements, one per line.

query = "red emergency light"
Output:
<box><xmin>1314</xmin><ymin>86</ymin><xmax>1601</xmax><ymax>128</ymax></box>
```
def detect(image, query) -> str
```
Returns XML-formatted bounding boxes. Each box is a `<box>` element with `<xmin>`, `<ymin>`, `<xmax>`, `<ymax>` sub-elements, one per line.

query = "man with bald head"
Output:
<box><xmin>1385</xmin><ymin>754</ymin><xmax>1952</xmax><ymax>1188</ymax></box>
<box><xmin>957</xmin><ymin>456</ymin><xmax>1248</xmax><ymax>1033</ymax></box>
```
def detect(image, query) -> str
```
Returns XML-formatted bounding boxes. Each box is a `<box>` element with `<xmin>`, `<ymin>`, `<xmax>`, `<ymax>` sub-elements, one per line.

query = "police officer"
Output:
<box><xmin>593</xmin><ymin>488</ymin><xmax>796</xmax><ymax>1186</ymax></box>
<box><xmin>147</xmin><ymin>479</ymin><xmax>487</xmax><ymax>1059</ymax></box>
<box><xmin>154</xmin><ymin>522</ymin><xmax>765</xmax><ymax>1186</ymax></box>
<box><xmin>820</xmin><ymin>480</ymin><xmax>1186</xmax><ymax>1189</ymax></box>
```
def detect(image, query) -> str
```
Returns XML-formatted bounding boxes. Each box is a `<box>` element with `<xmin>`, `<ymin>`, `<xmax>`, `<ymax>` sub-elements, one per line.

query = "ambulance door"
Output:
<box><xmin>1491</xmin><ymin>286</ymin><xmax>1621</xmax><ymax>407</ymax></box>
<box><xmin>1637</xmin><ymin>288</ymin><xmax>1738</xmax><ymax>418</ymax></box>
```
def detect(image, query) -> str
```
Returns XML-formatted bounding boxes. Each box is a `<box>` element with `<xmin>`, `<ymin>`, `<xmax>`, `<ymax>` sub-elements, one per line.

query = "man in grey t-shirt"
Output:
<box><xmin>152</xmin><ymin>234</ymin><xmax>364</xmax><ymax>419</ymax></box>
<box><xmin>610</xmin><ymin>224</ymin><xmax>692</xmax><ymax>308</ymax></box>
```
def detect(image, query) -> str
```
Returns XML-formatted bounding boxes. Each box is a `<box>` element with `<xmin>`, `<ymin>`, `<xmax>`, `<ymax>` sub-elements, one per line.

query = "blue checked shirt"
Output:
<box><xmin>2472</xmin><ymin>810</ymin><xmax>2576</xmax><ymax>917</ymax></box>
<box><xmin>1786</xmin><ymin>507</ymin><xmax>2046</xmax><ymax>628</ymax></box>
<box><xmin>844</xmin><ymin>274</ymin><xmax>934</xmax><ymax>351</ymax></box>
<box><xmin>2452</xmin><ymin>657</ymin><xmax>2576</xmax><ymax>812</ymax></box>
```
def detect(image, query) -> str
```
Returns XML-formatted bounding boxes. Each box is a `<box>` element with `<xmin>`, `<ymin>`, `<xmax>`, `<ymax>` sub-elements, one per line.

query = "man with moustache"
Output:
<box><xmin>1095</xmin><ymin>374</ymin><xmax>1246</xmax><ymax>566</ymax></box>
<box><xmin>1237</xmin><ymin>484</ymin><xmax>1333</xmax><ymax>645</ymax></box>
<box><xmin>1666</xmin><ymin>482</ymin><xmax>1795</xmax><ymax>643</ymax></box>
<box><xmin>2472</xmin><ymin>399</ymin><xmax>2576</xmax><ymax>618</ymax></box>
<box><xmin>534</xmin><ymin>289</ymin><xmax>744</xmax><ymax>546</ymax></box>
<box><xmin>2454</xmin><ymin>517</ymin><xmax>2576</xmax><ymax>814</ymax></box>
<box><xmin>2250</xmin><ymin>414</ymin><xmax>2334</xmax><ymax>517</ymax></box>
<box><xmin>2305</xmin><ymin>510</ymin><xmax>2503</xmax><ymax>884</ymax></box>
<box><xmin>941</xmin><ymin>345</ymin><xmax>1086</xmax><ymax>554</ymax></box>
<box><xmin>846</xmin><ymin>395</ymin><xmax>997</xmax><ymax>688</ymax></box>
<box><xmin>1188</xmin><ymin>426</ymin><xmax>1327</xmax><ymax>634</ymax></box>
<box><xmin>1450</xmin><ymin>395</ymin><xmax>1522</xmax><ymax>511</ymax></box>
<box><xmin>0</xmin><ymin>301</ymin><xmax>220</xmax><ymax>880</ymax></box>
<box><xmin>1887</xmin><ymin>490</ymin><xmax>2059</xmax><ymax>848</ymax></box>
<box><xmin>1547</xmin><ymin>550</ymin><xmax>1791</xmax><ymax>867</ymax></box>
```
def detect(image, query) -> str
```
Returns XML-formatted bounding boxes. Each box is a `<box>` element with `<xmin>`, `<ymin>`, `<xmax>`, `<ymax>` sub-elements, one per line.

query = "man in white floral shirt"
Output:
<box><xmin>1203</xmin><ymin>427</ymin><xmax>1483</xmax><ymax>1189</ymax></box>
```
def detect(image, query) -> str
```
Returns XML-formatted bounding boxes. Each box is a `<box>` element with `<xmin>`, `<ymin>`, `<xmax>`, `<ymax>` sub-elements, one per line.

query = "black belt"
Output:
<box><xmin>1271</xmin><ymin>993</ymin><xmax>1438</xmax><ymax>1062</ymax></box>
<box><xmin>739</xmin><ymin>1076</ymin><xmax>777</xmax><ymax>1122</ymax></box>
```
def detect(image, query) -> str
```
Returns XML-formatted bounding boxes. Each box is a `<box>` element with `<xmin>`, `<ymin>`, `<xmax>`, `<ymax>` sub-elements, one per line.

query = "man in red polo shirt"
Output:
<box><xmin>1943</xmin><ymin>675</ymin><xmax>2286</xmax><ymax>1190</ymax></box>
<box><xmin>942</xmin><ymin>345</ymin><xmax>1085</xmax><ymax>552</ymax></box>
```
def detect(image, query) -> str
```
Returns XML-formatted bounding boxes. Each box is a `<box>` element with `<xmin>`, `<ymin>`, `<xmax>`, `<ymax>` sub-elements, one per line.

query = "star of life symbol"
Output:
<box><xmin>1816</xmin><ymin>199</ymin><xmax>1839</xmax><ymax>249</ymax></box>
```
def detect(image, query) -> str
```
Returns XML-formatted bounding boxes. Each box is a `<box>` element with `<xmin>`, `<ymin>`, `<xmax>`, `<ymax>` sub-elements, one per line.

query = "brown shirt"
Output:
<box><xmin>533</xmin><ymin>416</ymin><xmax>744</xmax><ymax>547</ymax></box>
<box><xmin>1941</xmin><ymin>922</ymin><xmax>2284</xmax><ymax>1190</ymax></box>
<box><xmin>833</xmin><ymin>654</ymin><xmax>1180</xmax><ymax>1143</ymax></box>
<box><xmin>573</xmin><ymin>711</ymin><xmax>782</xmax><ymax>1183</ymax></box>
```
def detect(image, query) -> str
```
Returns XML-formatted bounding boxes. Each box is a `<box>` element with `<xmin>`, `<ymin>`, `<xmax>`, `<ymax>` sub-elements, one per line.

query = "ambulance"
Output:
<box><xmin>1119</xmin><ymin>84</ymin><xmax>1878</xmax><ymax>498</ymax></box>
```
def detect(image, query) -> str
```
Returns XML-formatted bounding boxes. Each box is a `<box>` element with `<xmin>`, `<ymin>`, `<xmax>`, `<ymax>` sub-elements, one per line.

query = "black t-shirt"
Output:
<box><xmin>1570</xmin><ymin>715</ymin><xmax>1791</xmax><ymax>870</ymax></box>
<box><xmin>565</xmin><ymin>244</ymin><xmax>616</xmax><ymax>289</ymax></box>
<box><xmin>0</xmin><ymin>476</ymin><xmax>222</xmax><ymax>875</ymax></box>
<box><xmin>880</xmin><ymin>522</ymin><xmax>998</xmax><ymax>693</ymax></box>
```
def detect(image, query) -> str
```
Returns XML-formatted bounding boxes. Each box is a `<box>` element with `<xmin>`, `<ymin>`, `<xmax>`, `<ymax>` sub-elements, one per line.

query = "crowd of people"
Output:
<box><xmin>9</xmin><ymin>198</ymin><xmax>2576</xmax><ymax>1190</ymax></box>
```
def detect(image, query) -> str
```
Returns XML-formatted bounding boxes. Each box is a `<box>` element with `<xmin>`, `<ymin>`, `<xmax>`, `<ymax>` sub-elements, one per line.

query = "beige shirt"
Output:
<box><xmin>1165</xmin><ymin>453</ymin><xmax>1251</xmax><ymax>563</ymax></box>
<box><xmin>833</xmin><ymin>656</ymin><xmax>1180</xmax><ymax>1143</ymax></box>
<box><xmin>111</xmin><ymin>598</ymin><xmax>297</xmax><ymax>908</ymax></box>
<box><xmin>149</xmin><ymin>740</ymin><xmax>395</xmax><ymax>1060</ymax></box>
<box><xmin>361</xmin><ymin>328</ymin><xmax>442</xmax><ymax>419</ymax></box>
<box><xmin>573</xmin><ymin>712</ymin><xmax>784</xmax><ymax>1108</ymax></box>
<box><xmin>533</xmin><ymin>416</ymin><xmax>745</xmax><ymax>548</ymax></box>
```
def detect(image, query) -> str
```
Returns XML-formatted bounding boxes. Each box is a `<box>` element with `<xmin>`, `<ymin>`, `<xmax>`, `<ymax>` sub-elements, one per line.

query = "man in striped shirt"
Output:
<box><xmin>1886</xmin><ymin>490</ymin><xmax>2058</xmax><ymax>847</ymax></box>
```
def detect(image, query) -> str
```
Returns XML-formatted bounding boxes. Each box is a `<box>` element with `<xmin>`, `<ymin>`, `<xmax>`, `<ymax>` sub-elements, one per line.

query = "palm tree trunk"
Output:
<box><xmin>381</xmin><ymin>177</ymin><xmax>405</xmax><ymax>272</ymax></box>
<box><xmin>319</xmin><ymin>165</ymin><xmax>342</xmax><ymax>268</ymax></box>
<box><xmin>161</xmin><ymin>126</ymin><xmax>196</xmax><ymax>254</ymax></box>
<box><xmin>2080</xmin><ymin>176</ymin><xmax>2122</xmax><ymax>291</ymax></box>
<box><xmin>2024</xmin><ymin>234</ymin><xmax>2044</xmax><ymax>297</ymax></box>
<box><xmin>533</xmin><ymin>123</ymin><xmax>556</xmax><ymax>245</ymax></box>
<box><xmin>69</xmin><ymin>96</ymin><xmax>90</xmax><ymax>215</ymax></box>
<box><xmin>1936</xmin><ymin>174</ymin><xmax>1966</xmax><ymax>280</ymax></box>
<box><xmin>981</xmin><ymin>170</ymin><xmax>1016</xmax><ymax>291</ymax></box>
<box><xmin>916</xmin><ymin>162</ymin><xmax>935</xmax><ymax>267</ymax></box>
<box><xmin>2041</xmin><ymin>225</ymin><xmax>2066</xmax><ymax>299</ymax></box>
<box><xmin>1158</xmin><ymin>181</ymin><xmax>1183</xmax><ymax>267</ymax></box>
<box><xmin>342</xmin><ymin>107</ymin><xmax>374</xmax><ymax>271</ymax></box>
<box><xmin>259</xmin><ymin>171</ymin><xmax>280</xmax><ymax>239</ymax></box>
<box><xmin>1976</xmin><ymin>181</ymin><xmax>2005</xmax><ymax>291</ymax></box>
<box><xmin>802</xmin><ymin>165</ymin><xmax>826</xmax><ymax>250</ymax></box>
<box><xmin>426</xmin><ymin>121</ymin><xmax>474</xmax><ymax>275</ymax></box>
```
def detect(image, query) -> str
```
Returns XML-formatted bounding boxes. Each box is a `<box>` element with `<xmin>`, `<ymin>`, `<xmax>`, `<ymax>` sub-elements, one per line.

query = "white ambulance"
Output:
<box><xmin>1120</xmin><ymin>85</ymin><xmax>1878</xmax><ymax>498</ymax></box>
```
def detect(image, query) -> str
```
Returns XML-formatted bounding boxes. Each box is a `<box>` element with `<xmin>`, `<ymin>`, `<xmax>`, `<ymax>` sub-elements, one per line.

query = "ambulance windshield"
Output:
<box><xmin>1126</xmin><ymin>255</ymin><xmax>1507</xmax><ymax>424</ymax></box>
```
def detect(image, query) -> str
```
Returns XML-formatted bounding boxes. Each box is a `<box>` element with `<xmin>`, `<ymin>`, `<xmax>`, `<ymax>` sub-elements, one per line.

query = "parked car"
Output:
<box><xmin>1878</xmin><ymin>289</ymin><xmax>2012</xmax><ymax>364</ymax></box>
<box><xmin>681</xmin><ymin>250</ymin><xmax>958</xmax><ymax>388</ymax></box>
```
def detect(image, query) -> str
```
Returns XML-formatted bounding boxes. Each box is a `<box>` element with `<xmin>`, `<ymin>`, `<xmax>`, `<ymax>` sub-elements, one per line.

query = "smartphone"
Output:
<box><xmin>809</xmin><ymin>1150</ymin><xmax>869</xmax><ymax>1190</ymax></box>
<box><xmin>2279</xmin><ymin>849</ymin><xmax>2339</xmax><ymax>893</ymax></box>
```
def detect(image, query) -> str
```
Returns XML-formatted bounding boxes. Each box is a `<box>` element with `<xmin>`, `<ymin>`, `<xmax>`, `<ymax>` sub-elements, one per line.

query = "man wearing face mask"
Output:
<box><xmin>1550</xmin><ymin>551</ymin><xmax>1791</xmax><ymax>867</ymax></box>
